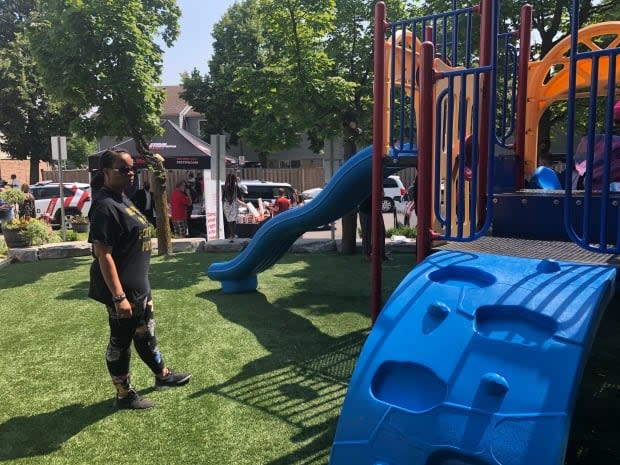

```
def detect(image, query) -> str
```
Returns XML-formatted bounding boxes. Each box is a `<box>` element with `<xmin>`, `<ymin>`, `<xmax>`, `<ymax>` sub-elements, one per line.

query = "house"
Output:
<box><xmin>98</xmin><ymin>85</ymin><xmax>205</xmax><ymax>150</ymax></box>
<box><xmin>98</xmin><ymin>86</ymin><xmax>339</xmax><ymax>171</ymax></box>
<box><xmin>159</xmin><ymin>85</ymin><xmax>204</xmax><ymax>136</ymax></box>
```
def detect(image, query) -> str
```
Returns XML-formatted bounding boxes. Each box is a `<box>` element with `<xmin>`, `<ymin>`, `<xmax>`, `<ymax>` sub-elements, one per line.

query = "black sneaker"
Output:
<box><xmin>113</xmin><ymin>389</ymin><xmax>154</xmax><ymax>410</ymax></box>
<box><xmin>155</xmin><ymin>369</ymin><xmax>192</xmax><ymax>390</ymax></box>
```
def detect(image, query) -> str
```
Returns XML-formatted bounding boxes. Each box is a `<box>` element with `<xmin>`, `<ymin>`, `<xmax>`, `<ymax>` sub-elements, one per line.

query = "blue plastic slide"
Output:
<box><xmin>208</xmin><ymin>145</ymin><xmax>381</xmax><ymax>292</ymax></box>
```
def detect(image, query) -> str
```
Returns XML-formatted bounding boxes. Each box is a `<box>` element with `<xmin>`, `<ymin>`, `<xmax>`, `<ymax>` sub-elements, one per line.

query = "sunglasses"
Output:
<box><xmin>111</xmin><ymin>166</ymin><xmax>136</xmax><ymax>175</ymax></box>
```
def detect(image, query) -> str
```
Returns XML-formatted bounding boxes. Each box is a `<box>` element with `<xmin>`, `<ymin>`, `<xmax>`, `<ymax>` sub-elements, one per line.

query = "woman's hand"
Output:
<box><xmin>114</xmin><ymin>298</ymin><xmax>133</xmax><ymax>318</ymax></box>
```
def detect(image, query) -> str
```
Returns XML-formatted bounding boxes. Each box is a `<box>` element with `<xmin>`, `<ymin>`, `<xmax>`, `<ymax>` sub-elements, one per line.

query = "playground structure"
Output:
<box><xmin>328</xmin><ymin>0</ymin><xmax>620</xmax><ymax>464</ymax></box>
<box><xmin>206</xmin><ymin>0</ymin><xmax>620</xmax><ymax>462</ymax></box>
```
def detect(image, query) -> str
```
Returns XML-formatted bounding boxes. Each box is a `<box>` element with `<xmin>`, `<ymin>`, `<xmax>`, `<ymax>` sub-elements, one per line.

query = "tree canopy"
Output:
<box><xmin>0</xmin><ymin>0</ymin><xmax>77</xmax><ymax>181</ymax></box>
<box><xmin>28</xmin><ymin>0</ymin><xmax>180</xmax><ymax>150</ymax></box>
<box><xmin>28</xmin><ymin>0</ymin><xmax>181</xmax><ymax>254</ymax></box>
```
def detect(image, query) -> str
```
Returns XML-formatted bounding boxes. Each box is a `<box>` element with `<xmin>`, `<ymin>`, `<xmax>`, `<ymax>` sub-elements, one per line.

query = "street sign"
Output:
<box><xmin>51</xmin><ymin>136</ymin><xmax>67</xmax><ymax>161</ymax></box>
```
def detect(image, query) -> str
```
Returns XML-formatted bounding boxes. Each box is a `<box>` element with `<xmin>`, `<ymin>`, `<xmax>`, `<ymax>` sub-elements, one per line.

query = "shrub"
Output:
<box><xmin>386</xmin><ymin>225</ymin><xmax>417</xmax><ymax>239</ymax></box>
<box><xmin>1</xmin><ymin>217</ymin><xmax>51</xmax><ymax>247</ymax></box>
<box><xmin>0</xmin><ymin>188</ymin><xmax>26</xmax><ymax>206</ymax></box>
<box><xmin>64</xmin><ymin>230</ymin><xmax>80</xmax><ymax>241</ymax></box>
<box><xmin>70</xmin><ymin>215</ymin><xmax>89</xmax><ymax>225</ymax></box>
<box><xmin>23</xmin><ymin>218</ymin><xmax>52</xmax><ymax>246</ymax></box>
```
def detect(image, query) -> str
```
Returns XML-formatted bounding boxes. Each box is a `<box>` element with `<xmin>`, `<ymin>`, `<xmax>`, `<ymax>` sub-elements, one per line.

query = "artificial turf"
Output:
<box><xmin>0</xmin><ymin>251</ymin><xmax>617</xmax><ymax>464</ymax></box>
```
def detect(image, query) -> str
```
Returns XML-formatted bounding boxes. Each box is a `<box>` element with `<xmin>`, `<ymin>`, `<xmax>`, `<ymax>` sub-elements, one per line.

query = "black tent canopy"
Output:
<box><xmin>88</xmin><ymin>119</ymin><xmax>231</xmax><ymax>171</ymax></box>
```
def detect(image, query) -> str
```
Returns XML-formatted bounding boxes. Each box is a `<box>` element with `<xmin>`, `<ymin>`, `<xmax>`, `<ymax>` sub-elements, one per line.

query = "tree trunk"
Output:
<box><xmin>29</xmin><ymin>154</ymin><xmax>41</xmax><ymax>184</ymax></box>
<box><xmin>133</xmin><ymin>136</ymin><xmax>173</xmax><ymax>256</ymax></box>
<box><xmin>340</xmin><ymin>122</ymin><xmax>361</xmax><ymax>255</ymax></box>
<box><xmin>152</xmin><ymin>175</ymin><xmax>172</xmax><ymax>255</ymax></box>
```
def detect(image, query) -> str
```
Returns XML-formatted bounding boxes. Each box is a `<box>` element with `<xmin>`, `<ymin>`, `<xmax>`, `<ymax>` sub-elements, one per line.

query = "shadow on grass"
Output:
<box><xmin>0</xmin><ymin>387</ymin><xmax>155</xmax><ymax>461</ymax></box>
<box><xmin>0</xmin><ymin>401</ymin><xmax>111</xmax><ymax>460</ymax></box>
<box><xmin>193</xmin><ymin>289</ymin><xmax>368</xmax><ymax>464</ymax></box>
<box><xmin>565</xmin><ymin>294</ymin><xmax>620</xmax><ymax>464</ymax></box>
<box><xmin>0</xmin><ymin>256</ymin><xmax>92</xmax><ymax>287</ymax></box>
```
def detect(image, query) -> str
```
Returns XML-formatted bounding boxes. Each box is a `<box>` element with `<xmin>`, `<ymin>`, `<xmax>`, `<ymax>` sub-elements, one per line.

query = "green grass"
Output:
<box><xmin>0</xmin><ymin>251</ymin><xmax>618</xmax><ymax>464</ymax></box>
<box><xmin>0</xmin><ymin>252</ymin><xmax>413</xmax><ymax>465</ymax></box>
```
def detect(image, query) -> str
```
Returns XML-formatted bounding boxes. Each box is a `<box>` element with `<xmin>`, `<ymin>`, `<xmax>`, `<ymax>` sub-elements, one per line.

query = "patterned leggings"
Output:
<box><xmin>105</xmin><ymin>298</ymin><xmax>165</xmax><ymax>388</ymax></box>
<box><xmin>172</xmin><ymin>219</ymin><xmax>188</xmax><ymax>238</ymax></box>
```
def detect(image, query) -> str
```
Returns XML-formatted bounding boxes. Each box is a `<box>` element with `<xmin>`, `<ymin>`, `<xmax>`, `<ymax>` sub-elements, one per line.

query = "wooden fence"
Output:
<box><xmin>41</xmin><ymin>169</ymin><xmax>90</xmax><ymax>184</ymax></box>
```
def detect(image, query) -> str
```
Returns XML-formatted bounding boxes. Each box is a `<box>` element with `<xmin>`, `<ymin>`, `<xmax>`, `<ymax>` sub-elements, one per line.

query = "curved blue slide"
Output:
<box><xmin>208</xmin><ymin>145</ymin><xmax>389</xmax><ymax>292</ymax></box>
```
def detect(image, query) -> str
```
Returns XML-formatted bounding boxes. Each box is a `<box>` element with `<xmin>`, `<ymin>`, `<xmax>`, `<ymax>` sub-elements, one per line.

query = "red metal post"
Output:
<box><xmin>477</xmin><ymin>0</ymin><xmax>492</xmax><ymax>227</ymax></box>
<box><xmin>424</xmin><ymin>25</ymin><xmax>433</xmax><ymax>42</ymax></box>
<box><xmin>416</xmin><ymin>41</ymin><xmax>435</xmax><ymax>264</ymax></box>
<box><xmin>371</xmin><ymin>1</ymin><xmax>387</xmax><ymax>324</ymax></box>
<box><xmin>514</xmin><ymin>4</ymin><xmax>532</xmax><ymax>189</ymax></box>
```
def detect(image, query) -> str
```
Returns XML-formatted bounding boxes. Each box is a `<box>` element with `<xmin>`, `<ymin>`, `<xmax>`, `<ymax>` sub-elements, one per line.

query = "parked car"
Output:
<box><xmin>301</xmin><ymin>176</ymin><xmax>405</xmax><ymax>213</ymax></box>
<box><xmin>382</xmin><ymin>175</ymin><xmax>406</xmax><ymax>213</ymax></box>
<box><xmin>241</xmin><ymin>180</ymin><xmax>295</xmax><ymax>208</ymax></box>
<box><xmin>29</xmin><ymin>180</ymin><xmax>91</xmax><ymax>229</ymax></box>
<box><xmin>300</xmin><ymin>187</ymin><xmax>323</xmax><ymax>204</ymax></box>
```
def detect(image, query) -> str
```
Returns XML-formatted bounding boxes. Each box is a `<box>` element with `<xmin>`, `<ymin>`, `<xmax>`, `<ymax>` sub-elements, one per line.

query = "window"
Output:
<box><xmin>199</xmin><ymin>120</ymin><xmax>208</xmax><ymax>135</ymax></box>
<box><xmin>383</xmin><ymin>178</ymin><xmax>397</xmax><ymax>188</ymax></box>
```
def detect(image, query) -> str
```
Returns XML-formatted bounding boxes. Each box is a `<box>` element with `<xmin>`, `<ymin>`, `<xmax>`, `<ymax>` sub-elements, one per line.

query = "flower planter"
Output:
<box><xmin>2</xmin><ymin>228</ymin><xmax>30</xmax><ymax>248</ymax></box>
<box><xmin>71</xmin><ymin>223</ymin><xmax>90</xmax><ymax>233</ymax></box>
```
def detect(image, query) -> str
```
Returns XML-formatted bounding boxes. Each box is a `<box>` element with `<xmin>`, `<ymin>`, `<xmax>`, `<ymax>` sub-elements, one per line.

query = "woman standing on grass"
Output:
<box><xmin>88</xmin><ymin>149</ymin><xmax>191</xmax><ymax>410</ymax></box>
<box><xmin>222</xmin><ymin>173</ymin><xmax>247</xmax><ymax>242</ymax></box>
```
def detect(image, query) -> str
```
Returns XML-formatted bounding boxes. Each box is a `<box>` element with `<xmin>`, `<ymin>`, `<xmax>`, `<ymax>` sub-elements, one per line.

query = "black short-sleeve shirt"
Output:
<box><xmin>88</xmin><ymin>187</ymin><xmax>152</xmax><ymax>305</ymax></box>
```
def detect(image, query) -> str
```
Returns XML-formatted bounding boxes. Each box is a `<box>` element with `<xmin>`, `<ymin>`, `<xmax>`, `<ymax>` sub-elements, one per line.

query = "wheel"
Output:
<box><xmin>381</xmin><ymin>197</ymin><xmax>395</xmax><ymax>213</ymax></box>
<box><xmin>54</xmin><ymin>207</ymin><xmax>81</xmax><ymax>230</ymax></box>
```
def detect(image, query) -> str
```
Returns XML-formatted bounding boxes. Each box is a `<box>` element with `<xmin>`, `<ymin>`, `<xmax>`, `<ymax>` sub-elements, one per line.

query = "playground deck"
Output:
<box><xmin>435</xmin><ymin>236</ymin><xmax>620</xmax><ymax>267</ymax></box>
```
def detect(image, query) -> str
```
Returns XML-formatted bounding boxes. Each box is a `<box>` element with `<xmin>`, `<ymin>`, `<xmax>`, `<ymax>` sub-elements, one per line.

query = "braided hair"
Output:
<box><xmin>90</xmin><ymin>149</ymin><xmax>129</xmax><ymax>191</ymax></box>
<box><xmin>222</xmin><ymin>173</ymin><xmax>238</xmax><ymax>203</ymax></box>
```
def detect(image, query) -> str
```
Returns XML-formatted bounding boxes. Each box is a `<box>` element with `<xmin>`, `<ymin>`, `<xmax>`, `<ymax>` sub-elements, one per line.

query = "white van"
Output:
<box><xmin>240</xmin><ymin>180</ymin><xmax>295</xmax><ymax>208</ymax></box>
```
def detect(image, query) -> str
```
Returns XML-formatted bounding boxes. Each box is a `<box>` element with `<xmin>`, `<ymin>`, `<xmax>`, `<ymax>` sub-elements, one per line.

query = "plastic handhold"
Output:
<box><xmin>482</xmin><ymin>372</ymin><xmax>509</xmax><ymax>395</ymax></box>
<box><xmin>427</xmin><ymin>301</ymin><xmax>451</xmax><ymax>318</ymax></box>
<box><xmin>537</xmin><ymin>259</ymin><xmax>561</xmax><ymax>273</ymax></box>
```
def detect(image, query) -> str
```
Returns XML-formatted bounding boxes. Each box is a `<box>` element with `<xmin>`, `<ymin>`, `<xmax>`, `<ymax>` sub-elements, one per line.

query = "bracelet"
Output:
<box><xmin>112</xmin><ymin>294</ymin><xmax>127</xmax><ymax>303</ymax></box>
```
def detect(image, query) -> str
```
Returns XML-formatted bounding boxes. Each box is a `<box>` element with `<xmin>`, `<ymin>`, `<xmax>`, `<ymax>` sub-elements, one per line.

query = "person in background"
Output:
<box><xmin>222</xmin><ymin>173</ymin><xmax>247</xmax><ymax>242</ymax></box>
<box><xmin>10</xmin><ymin>174</ymin><xmax>20</xmax><ymax>188</ymax></box>
<box><xmin>19</xmin><ymin>183</ymin><xmax>36</xmax><ymax>219</ymax></box>
<box><xmin>170</xmin><ymin>179</ymin><xmax>193</xmax><ymax>238</ymax></box>
<box><xmin>195</xmin><ymin>174</ymin><xmax>205</xmax><ymax>205</ymax></box>
<box><xmin>132</xmin><ymin>181</ymin><xmax>155</xmax><ymax>226</ymax></box>
<box><xmin>185</xmin><ymin>172</ymin><xmax>196</xmax><ymax>218</ymax></box>
<box><xmin>88</xmin><ymin>149</ymin><xmax>191</xmax><ymax>410</ymax></box>
<box><xmin>290</xmin><ymin>189</ymin><xmax>302</xmax><ymax>207</ymax></box>
<box><xmin>270</xmin><ymin>188</ymin><xmax>290</xmax><ymax>216</ymax></box>
<box><xmin>566</xmin><ymin>99</ymin><xmax>620</xmax><ymax>191</ymax></box>
<box><xmin>0</xmin><ymin>181</ymin><xmax>13</xmax><ymax>226</ymax></box>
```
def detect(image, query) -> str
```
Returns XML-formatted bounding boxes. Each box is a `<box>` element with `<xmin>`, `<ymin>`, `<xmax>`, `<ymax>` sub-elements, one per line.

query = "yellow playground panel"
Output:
<box><xmin>384</xmin><ymin>30</ymin><xmax>477</xmax><ymax>235</ymax></box>
<box><xmin>524</xmin><ymin>22</ymin><xmax>620</xmax><ymax>177</ymax></box>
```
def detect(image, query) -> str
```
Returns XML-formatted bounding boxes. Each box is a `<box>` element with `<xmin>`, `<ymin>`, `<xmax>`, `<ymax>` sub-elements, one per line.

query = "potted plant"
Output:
<box><xmin>70</xmin><ymin>215</ymin><xmax>90</xmax><ymax>233</ymax></box>
<box><xmin>0</xmin><ymin>188</ymin><xmax>25</xmax><ymax>217</ymax></box>
<box><xmin>1</xmin><ymin>217</ymin><xmax>51</xmax><ymax>248</ymax></box>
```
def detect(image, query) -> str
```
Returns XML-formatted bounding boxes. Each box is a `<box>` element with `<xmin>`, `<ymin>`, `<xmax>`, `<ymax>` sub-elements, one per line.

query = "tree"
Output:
<box><xmin>325</xmin><ymin>0</ymin><xmax>409</xmax><ymax>252</ymax></box>
<box><xmin>181</xmin><ymin>0</ymin><xmax>262</xmax><ymax>149</ymax></box>
<box><xmin>0</xmin><ymin>0</ymin><xmax>76</xmax><ymax>182</ymax></box>
<box><xmin>29</xmin><ymin>0</ymin><xmax>181</xmax><ymax>255</ymax></box>
<box><xmin>408</xmin><ymin>0</ymin><xmax>618</xmax><ymax>150</ymax></box>
<box><xmin>67</xmin><ymin>135</ymin><xmax>97</xmax><ymax>168</ymax></box>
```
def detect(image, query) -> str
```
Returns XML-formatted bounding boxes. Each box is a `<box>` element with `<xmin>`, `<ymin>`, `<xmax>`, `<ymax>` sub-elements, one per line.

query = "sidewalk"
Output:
<box><xmin>0</xmin><ymin>212</ymin><xmax>413</xmax><ymax>266</ymax></box>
